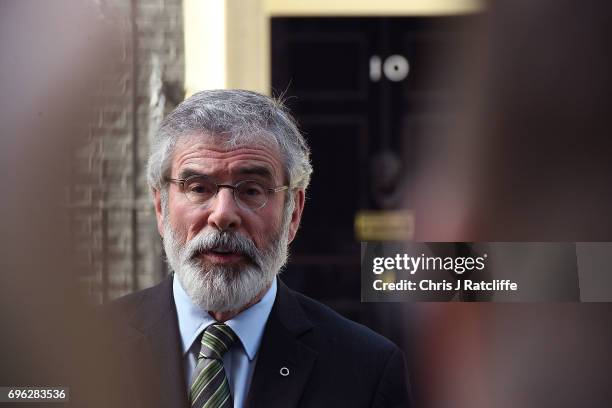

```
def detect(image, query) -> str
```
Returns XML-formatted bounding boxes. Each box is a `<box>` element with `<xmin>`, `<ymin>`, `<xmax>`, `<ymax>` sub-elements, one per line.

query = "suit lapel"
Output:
<box><xmin>126</xmin><ymin>275</ymin><xmax>189</xmax><ymax>408</ymax></box>
<box><xmin>246</xmin><ymin>280</ymin><xmax>318</xmax><ymax>408</ymax></box>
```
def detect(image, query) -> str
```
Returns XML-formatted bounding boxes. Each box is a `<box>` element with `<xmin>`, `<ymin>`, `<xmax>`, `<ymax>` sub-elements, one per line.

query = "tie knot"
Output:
<box><xmin>198</xmin><ymin>323</ymin><xmax>237</xmax><ymax>360</ymax></box>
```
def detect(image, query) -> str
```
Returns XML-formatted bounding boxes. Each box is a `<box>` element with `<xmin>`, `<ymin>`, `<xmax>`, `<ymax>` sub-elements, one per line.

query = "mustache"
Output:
<box><xmin>183</xmin><ymin>229</ymin><xmax>261</xmax><ymax>265</ymax></box>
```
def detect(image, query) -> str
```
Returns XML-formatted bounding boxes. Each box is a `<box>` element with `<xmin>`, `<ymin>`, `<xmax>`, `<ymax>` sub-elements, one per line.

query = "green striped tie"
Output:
<box><xmin>190</xmin><ymin>323</ymin><xmax>237</xmax><ymax>408</ymax></box>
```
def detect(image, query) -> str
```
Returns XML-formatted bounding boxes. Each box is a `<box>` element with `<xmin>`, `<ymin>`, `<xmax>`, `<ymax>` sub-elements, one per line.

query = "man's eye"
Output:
<box><xmin>240</xmin><ymin>183</ymin><xmax>265</xmax><ymax>197</ymax></box>
<box><xmin>187</xmin><ymin>182</ymin><xmax>213</xmax><ymax>195</ymax></box>
<box><xmin>245</xmin><ymin>188</ymin><xmax>262</xmax><ymax>196</ymax></box>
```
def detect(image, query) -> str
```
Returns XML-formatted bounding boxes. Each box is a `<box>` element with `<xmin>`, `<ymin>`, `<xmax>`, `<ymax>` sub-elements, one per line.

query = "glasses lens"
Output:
<box><xmin>183</xmin><ymin>176</ymin><xmax>217</xmax><ymax>205</ymax></box>
<box><xmin>236</xmin><ymin>181</ymin><xmax>267</xmax><ymax>209</ymax></box>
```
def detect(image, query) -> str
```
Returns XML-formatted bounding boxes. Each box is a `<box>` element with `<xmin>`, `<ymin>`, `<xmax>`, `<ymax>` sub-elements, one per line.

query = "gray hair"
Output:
<box><xmin>146</xmin><ymin>89</ymin><xmax>312</xmax><ymax>197</ymax></box>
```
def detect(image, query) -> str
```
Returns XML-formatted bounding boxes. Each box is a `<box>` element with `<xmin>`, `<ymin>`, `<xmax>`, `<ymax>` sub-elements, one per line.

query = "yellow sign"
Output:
<box><xmin>354</xmin><ymin>210</ymin><xmax>414</xmax><ymax>241</ymax></box>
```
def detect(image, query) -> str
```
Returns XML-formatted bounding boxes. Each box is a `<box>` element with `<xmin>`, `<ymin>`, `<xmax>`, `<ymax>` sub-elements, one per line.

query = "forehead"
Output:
<box><xmin>170</xmin><ymin>133</ymin><xmax>284</xmax><ymax>181</ymax></box>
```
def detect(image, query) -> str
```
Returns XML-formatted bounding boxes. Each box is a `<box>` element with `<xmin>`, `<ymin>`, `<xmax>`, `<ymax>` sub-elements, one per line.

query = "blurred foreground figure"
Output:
<box><xmin>0</xmin><ymin>0</ymin><xmax>123</xmax><ymax>406</ymax></box>
<box><xmin>105</xmin><ymin>90</ymin><xmax>412</xmax><ymax>407</ymax></box>
<box><xmin>411</xmin><ymin>1</ymin><xmax>612</xmax><ymax>407</ymax></box>
<box><xmin>415</xmin><ymin>0</ymin><xmax>612</xmax><ymax>241</ymax></box>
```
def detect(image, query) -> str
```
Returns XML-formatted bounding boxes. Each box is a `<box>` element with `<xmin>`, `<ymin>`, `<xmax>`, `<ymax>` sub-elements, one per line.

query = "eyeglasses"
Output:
<box><xmin>166</xmin><ymin>175</ymin><xmax>291</xmax><ymax>211</ymax></box>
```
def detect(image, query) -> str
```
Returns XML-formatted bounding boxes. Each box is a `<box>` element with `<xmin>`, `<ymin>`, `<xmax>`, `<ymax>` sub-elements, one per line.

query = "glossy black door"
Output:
<box><xmin>271</xmin><ymin>16</ymin><xmax>477</xmax><ymax>321</ymax></box>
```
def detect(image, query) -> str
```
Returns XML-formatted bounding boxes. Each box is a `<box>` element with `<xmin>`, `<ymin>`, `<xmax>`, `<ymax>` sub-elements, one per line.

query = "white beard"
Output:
<box><xmin>163</xmin><ymin>207</ymin><xmax>291</xmax><ymax>312</ymax></box>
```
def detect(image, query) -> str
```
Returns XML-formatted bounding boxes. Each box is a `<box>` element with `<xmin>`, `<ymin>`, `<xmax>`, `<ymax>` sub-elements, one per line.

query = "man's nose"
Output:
<box><xmin>207</xmin><ymin>187</ymin><xmax>241</xmax><ymax>232</ymax></box>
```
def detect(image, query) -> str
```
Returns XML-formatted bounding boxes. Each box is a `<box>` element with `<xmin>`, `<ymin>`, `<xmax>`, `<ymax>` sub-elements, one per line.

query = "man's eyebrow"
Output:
<box><xmin>235</xmin><ymin>166</ymin><xmax>274</xmax><ymax>180</ymax></box>
<box><xmin>177</xmin><ymin>168</ymin><xmax>207</xmax><ymax>179</ymax></box>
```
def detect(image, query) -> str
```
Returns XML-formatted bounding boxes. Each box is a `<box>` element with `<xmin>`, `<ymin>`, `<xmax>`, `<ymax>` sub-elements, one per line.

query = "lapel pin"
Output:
<box><xmin>279</xmin><ymin>367</ymin><xmax>290</xmax><ymax>377</ymax></box>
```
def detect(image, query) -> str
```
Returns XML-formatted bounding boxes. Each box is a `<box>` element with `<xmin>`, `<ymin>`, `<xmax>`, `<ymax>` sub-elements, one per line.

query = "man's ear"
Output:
<box><xmin>153</xmin><ymin>188</ymin><xmax>165</xmax><ymax>237</ymax></box>
<box><xmin>287</xmin><ymin>189</ymin><xmax>305</xmax><ymax>244</ymax></box>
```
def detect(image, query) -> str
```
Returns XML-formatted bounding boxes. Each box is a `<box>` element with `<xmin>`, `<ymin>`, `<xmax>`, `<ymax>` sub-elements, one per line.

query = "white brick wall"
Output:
<box><xmin>71</xmin><ymin>0</ymin><xmax>184</xmax><ymax>303</ymax></box>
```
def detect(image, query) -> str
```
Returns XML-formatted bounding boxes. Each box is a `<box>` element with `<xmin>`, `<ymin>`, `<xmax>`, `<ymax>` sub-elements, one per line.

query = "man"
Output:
<box><xmin>106</xmin><ymin>90</ymin><xmax>411</xmax><ymax>408</ymax></box>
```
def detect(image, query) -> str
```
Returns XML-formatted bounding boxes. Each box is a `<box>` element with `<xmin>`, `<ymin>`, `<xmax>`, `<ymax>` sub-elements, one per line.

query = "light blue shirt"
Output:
<box><xmin>172</xmin><ymin>275</ymin><xmax>277</xmax><ymax>408</ymax></box>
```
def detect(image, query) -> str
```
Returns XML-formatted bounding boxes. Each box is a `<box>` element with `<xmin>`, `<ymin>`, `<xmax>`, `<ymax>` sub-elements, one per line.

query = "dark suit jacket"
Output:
<box><xmin>102</xmin><ymin>275</ymin><xmax>412</xmax><ymax>408</ymax></box>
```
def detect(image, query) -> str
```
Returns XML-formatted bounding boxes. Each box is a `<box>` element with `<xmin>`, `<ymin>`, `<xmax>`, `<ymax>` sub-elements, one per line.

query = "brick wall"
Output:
<box><xmin>71</xmin><ymin>0</ymin><xmax>185</xmax><ymax>303</ymax></box>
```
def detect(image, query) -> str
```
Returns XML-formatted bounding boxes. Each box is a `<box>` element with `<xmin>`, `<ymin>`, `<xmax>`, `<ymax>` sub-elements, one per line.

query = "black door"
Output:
<box><xmin>271</xmin><ymin>16</ymin><xmax>478</xmax><ymax>323</ymax></box>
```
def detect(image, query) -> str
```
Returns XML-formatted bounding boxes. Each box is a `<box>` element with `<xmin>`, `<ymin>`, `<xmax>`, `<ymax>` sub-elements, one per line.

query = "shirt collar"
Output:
<box><xmin>173</xmin><ymin>275</ymin><xmax>277</xmax><ymax>361</ymax></box>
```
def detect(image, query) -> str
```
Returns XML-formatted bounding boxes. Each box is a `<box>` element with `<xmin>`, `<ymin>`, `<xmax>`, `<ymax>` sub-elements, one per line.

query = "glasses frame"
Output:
<box><xmin>165</xmin><ymin>175</ymin><xmax>292</xmax><ymax>211</ymax></box>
